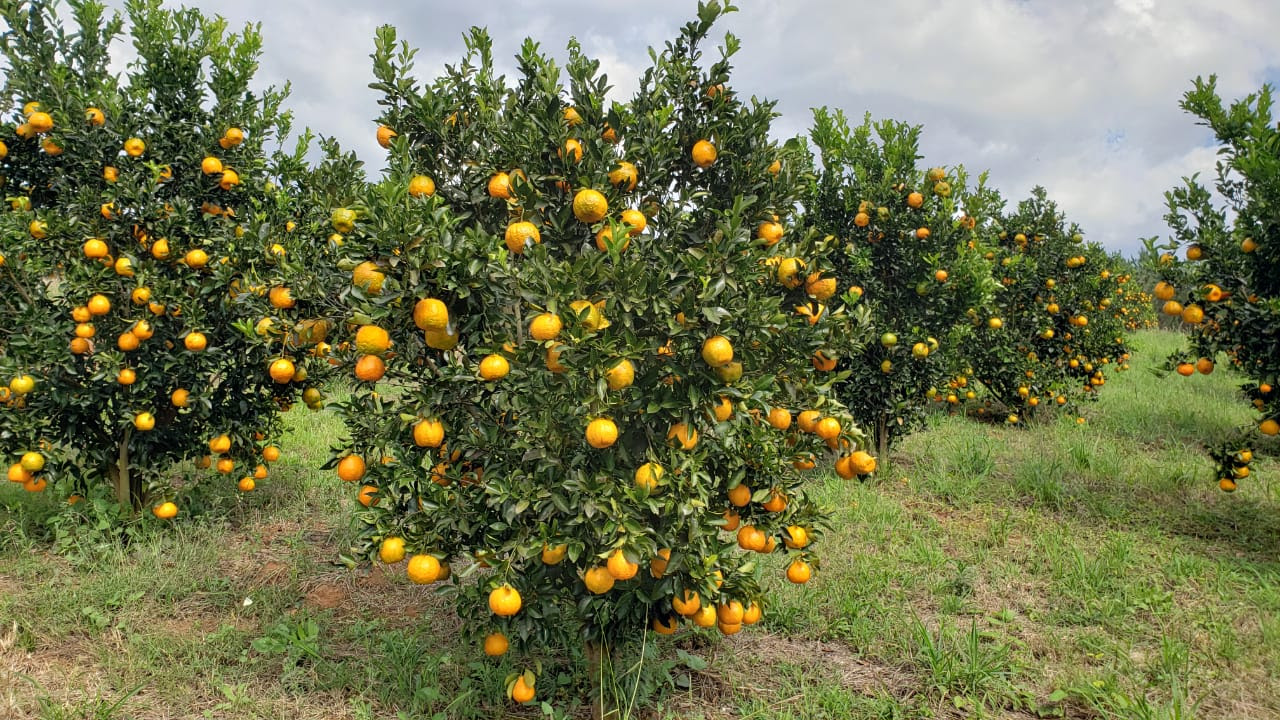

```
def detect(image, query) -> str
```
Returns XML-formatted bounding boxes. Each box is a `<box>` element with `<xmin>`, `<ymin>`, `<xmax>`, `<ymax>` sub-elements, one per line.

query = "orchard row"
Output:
<box><xmin>0</xmin><ymin>0</ymin><xmax>1268</xmax><ymax>710</ymax></box>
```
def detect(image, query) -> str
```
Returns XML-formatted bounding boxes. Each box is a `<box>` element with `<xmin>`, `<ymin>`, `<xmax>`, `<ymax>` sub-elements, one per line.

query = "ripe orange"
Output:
<box><xmin>736</xmin><ymin>524</ymin><xmax>766</xmax><ymax>552</ymax></box>
<box><xmin>354</xmin><ymin>325</ymin><xmax>391</xmax><ymax>355</ymax></box>
<box><xmin>87</xmin><ymin>293</ymin><xmax>111</xmax><ymax>316</ymax></box>
<box><xmin>218</xmin><ymin>169</ymin><xmax>239</xmax><ymax>190</ymax></box>
<box><xmin>351</xmin><ymin>261</ymin><xmax>385</xmax><ymax>294</ymax></box>
<box><xmin>511</xmin><ymin>675</ymin><xmax>535</xmax><ymax>704</ymax></box>
<box><xmin>691</xmin><ymin>604</ymin><xmax>717</xmax><ymax>628</ymax></box>
<box><xmin>849</xmin><ymin>450</ymin><xmax>876</xmax><ymax>475</ymax></box>
<box><xmin>413</xmin><ymin>298</ymin><xmax>449</xmax><ymax>331</ymax></box>
<box><xmin>545</xmin><ymin>344</ymin><xmax>567</xmax><ymax>373</ymax></box>
<box><xmin>541</xmin><ymin>543</ymin><xmax>568</xmax><ymax>565</ymax></box>
<box><xmin>268</xmin><ymin>286</ymin><xmax>295</xmax><ymax>309</ymax></box>
<box><xmin>117</xmin><ymin>332</ymin><xmax>140</xmax><ymax>352</ymax></box>
<box><xmin>336</xmin><ymin>454</ymin><xmax>366</xmax><ymax>482</ymax></box>
<box><xmin>691</xmin><ymin>139</ymin><xmax>717</xmax><ymax>168</ymax></box>
<box><xmin>27</xmin><ymin>110</ymin><xmax>53</xmax><ymax>133</ymax></box>
<box><xmin>722</xmin><ymin>509</ymin><xmax>740</xmax><ymax>531</ymax></box>
<box><xmin>269</xmin><ymin>358</ymin><xmax>296</xmax><ymax>384</ymax></box>
<box><xmin>223</xmin><ymin>127</ymin><xmax>244</xmax><ymax>146</ymax></box>
<box><xmin>354</xmin><ymin>354</ymin><xmax>386</xmax><ymax>382</ymax></box>
<box><xmin>762</xmin><ymin>488</ymin><xmax>788</xmax><ymax>512</ymax></box>
<box><xmin>184</xmin><ymin>248</ymin><xmax>209</xmax><ymax>268</ymax></box>
<box><xmin>83</xmin><ymin>238</ymin><xmax>109</xmax><ymax>259</ymax></box>
<box><xmin>379</xmin><ymin>537</ymin><xmax>406</xmax><ymax>564</ymax></box>
<box><xmin>812</xmin><ymin>350</ymin><xmax>837</xmax><ymax>372</ymax></box>
<box><xmin>184</xmin><ymin>332</ymin><xmax>207</xmax><ymax>352</ymax></box>
<box><xmin>488</xmin><ymin>584</ymin><xmax>522</xmax><ymax>616</ymax></box>
<box><xmin>412</xmin><ymin>419</ymin><xmax>444</xmax><ymax>448</ymax></box>
<box><xmin>814</xmin><ymin>417</ymin><xmax>841</xmax><ymax>441</ymax></box>
<box><xmin>357</xmin><ymin>484</ymin><xmax>379</xmax><ymax>507</ymax></box>
<box><xmin>608</xmin><ymin>161</ymin><xmax>638</xmax><ymax>191</ymax></box>
<box><xmin>606</xmin><ymin>358</ymin><xmax>635</xmax><ymax>390</ymax></box>
<box><xmin>767</xmin><ymin>407</ymin><xmax>791</xmax><ymax>430</ymax></box>
<box><xmin>634</xmin><ymin>462</ymin><xmax>664</xmax><ymax>492</ymax></box>
<box><xmin>620</xmin><ymin>208</ymin><xmax>647</xmax><ymax>235</ymax></box>
<box><xmin>483</xmin><ymin>632</ymin><xmax>509</xmax><ymax>657</ymax></box>
<box><xmin>713</xmin><ymin>396</ymin><xmax>734</xmax><ymax>422</ymax></box>
<box><xmin>529</xmin><ymin>313</ymin><xmax>561</xmax><ymax>341</ymax></box>
<box><xmin>742</xmin><ymin>602</ymin><xmax>762</xmax><ymax>625</ymax></box>
<box><xmin>152</xmin><ymin>502</ymin><xmax>178</xmax><ymax>519</ymax></box>
<box><xmin>650</xmin><ymin>548</ymin><xmax>671</xmax><ymax>578</ymax></box>
<box><xmin>606</xmin><ymin>549</ymin><xmax>639</xmax><ymax>580</ymax></box>
<box><xmin>1195</xmin><ymin>357</ymin><xmax>1214</xmax><ymax>375</ymax></box>
<box><xmin>123</xmin><ymin>137</ymin><xmax>145</xmax><ymax>156</ymax></box>
<box><xmin>407</xmin><ymin>554</ymin><xmax>441</xmax><ymax>584</ymax></box>
<box><xmin>667</xmin><ymin>422</ymin><xmax>698</xmax><ymax>450</ymax></box>
<box><xmin>586</xmin><ymin>417</ymin><xmax>618</xmax><ymax>449</ymax></box>
<box><xmin>717</xmin><ymin>601</ymin><xmax>744</xmax><ymax>625</ymax></box>
<box><xmin>408</xmin><ymin>174</ymin><xmax>436</xmax><ymax>197</ymax></box>
<box><xmin>672</xmin><ymin>590</ymin><xmax>700</xmax><ymax>616</ymax></box>
<box><xmin>652</xmin><ymin>616</ymin><xmax>679</xmax><ymax>635</ymax></box>
<box><xmin>786</xmin><ymin>558</ymin><xmax>812</xmax><ymax>584</ymax></box>
<box><xmin>700</xmin><ymin>335</ymin><xmax>733</xmax><ymax>367</ymax></box>
<box><xmin>376</xmin><ymin>125</ymin><xmax>396</xmax><ymax>148</ymax></box>
<box><xmin>757</xmin><ymin>221</ymin><xmax>783</xmax><ymax>245</ymax></box>
<box><xmin>784</xmin><ymin>525</ymin><xmax>810</xmax><ymax>549</ymax></box>
<box><xmin>573</xmin><ymin>189</ymin><xmax>608</xmax><ymax>223</ymax></box>
<box><xmin>504</xmin><ymin>221</ymin><xmax>541</xmax><ymax>253</ymax></box>
<box><xmin>487</xmin><ymin>172</ymin><xmax>513</xmax><ymax>199</ymax></box>
<box><xmin>478</xmin><ymin>354</ymin><xmax>510</xmax><ymax>381</ymax></box>
<box><xmin>238</xmin><ymin>477</ymin><xmax>256</xmax><ymax>492</ymax></box>
<box><xmin>1260</xmin><ymin>419</ymin><xmax>1279</xmax><ymax>436</ymax></box>
<box><xmin>556</xmin><ymin>138</ymin><xmax>584</xmax><ymax>165</ymax></box>
<box><xmin>8</xmin><ymin>464</ymin><xmax>32</xmax><ymax>484</ymax></box>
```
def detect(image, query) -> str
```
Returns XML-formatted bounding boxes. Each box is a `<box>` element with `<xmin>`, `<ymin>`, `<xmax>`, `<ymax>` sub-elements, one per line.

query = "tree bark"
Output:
<box><xmin>876</xmin><ymin>412</ymin><xmax>889</xmax><ymax>464</ymax></box>
<box><xmin>111</xmin><ymin>428</ymin><xmax>133</xmax><ymax>508</ymax></box>
<box><xmin>586</xmin><ymin>641</ymin><xmax>619</xmax><ymax>720</ymax></box>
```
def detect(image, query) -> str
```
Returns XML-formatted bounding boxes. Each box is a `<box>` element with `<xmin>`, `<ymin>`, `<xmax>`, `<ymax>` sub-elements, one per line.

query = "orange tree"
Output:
<box><xmin>1108</xmin><ymin>254</ymin><xmax>1158</xmax><ymax>333</ymax></box>
<box><xmin>0</xmin><ymin>1</ymin><xmax>325</xmax><ymax>514</ymax></box>
<box><xmin>802</xmin><ymin>108</ymin><xmax>998</xmax><ymax>458</ymax></box>
<box><xmin>1151</xmin><ymin>76</ymin><xmax>1280</xmax><ymax>490</ymax></box>
<box><xmin>325</xmin><ymin>2</ymin><xmax>868</xmax><ymax>707</ymax></box>
<box><xmin>960</xmin><ymin>187</ymin><xmax>1132</xmax><ymax>423</ymax></box>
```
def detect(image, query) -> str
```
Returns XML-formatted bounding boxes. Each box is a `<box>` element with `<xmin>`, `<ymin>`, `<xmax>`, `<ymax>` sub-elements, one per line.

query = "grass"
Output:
<box><xmin>1</xmin><ymin>329</ymin><xmax>1278</xmax><ymax>719</ymax></box>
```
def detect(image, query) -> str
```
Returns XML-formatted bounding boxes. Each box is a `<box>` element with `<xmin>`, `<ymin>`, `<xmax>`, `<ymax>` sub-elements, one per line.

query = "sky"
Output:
<box><xmin>101</xmin><ymin>0</ymin><xmax>1280</xmax><ymax>257</ymax></box>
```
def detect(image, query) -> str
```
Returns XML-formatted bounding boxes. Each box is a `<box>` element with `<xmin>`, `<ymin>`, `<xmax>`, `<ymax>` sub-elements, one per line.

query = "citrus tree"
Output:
<box><xmin>1150</xmin><ymin>76</ymin><xmax>1280</xmax><ymax>490</ymax></box>
<box><xmin>803</xmin><ymin>108</ymin><xmax>998</xmax><ymax>458</ymax></box>
<box><xmin>0</xmin><ymin>0</ymin><xmax>326</xmax><ymax>514</ymax></box>
<box><xmin>961</xmin><ymin>187</ymin><xmax>1132</xmax><ymax>423</ymax></box>
<box><xmin>1108</xmin><ymin>253</ymin><xmax>1158</xmax><ymax>334</ymax></box>
<box><xmin>325</xmin><ymin>2</ymin><xmax>868</xmax><ymax>707</ymax></box>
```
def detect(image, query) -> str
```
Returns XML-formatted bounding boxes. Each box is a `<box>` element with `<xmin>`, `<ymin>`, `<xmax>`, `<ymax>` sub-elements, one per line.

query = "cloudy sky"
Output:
<box><xmin>108</xmin><ymin>0</ymin><xmax>1280</xmax><ymax>256</ymax></box>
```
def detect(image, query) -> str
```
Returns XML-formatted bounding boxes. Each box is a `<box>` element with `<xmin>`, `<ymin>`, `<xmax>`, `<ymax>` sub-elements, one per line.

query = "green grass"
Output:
<box><xmin>1</xmin><ymin>330</ymin><xmax>1278</xmax><ymax>719</ymax></box>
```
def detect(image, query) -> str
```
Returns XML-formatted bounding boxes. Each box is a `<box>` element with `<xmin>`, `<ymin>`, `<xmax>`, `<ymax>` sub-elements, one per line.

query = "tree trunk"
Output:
<box><xmin>876</xmin><ymin>412</ymin><xmax>889</xmax><ymax>465</ymax></box>
<box><xmin>586</xmin><ymin>641</ymin><xmax>619</xmax><ymax>720</ymax></box>
<box><xmin>110</xmin><ymin>429</ymin><xmax>133</xmax><ymax>508</ymax></box>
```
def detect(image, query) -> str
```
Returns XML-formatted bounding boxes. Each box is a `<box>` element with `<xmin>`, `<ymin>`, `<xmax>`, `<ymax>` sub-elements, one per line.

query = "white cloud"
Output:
<box><xmin>95</xmin><ymin>0</ymin><xmax>1280</xmax><ymax>255</ymax></box>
